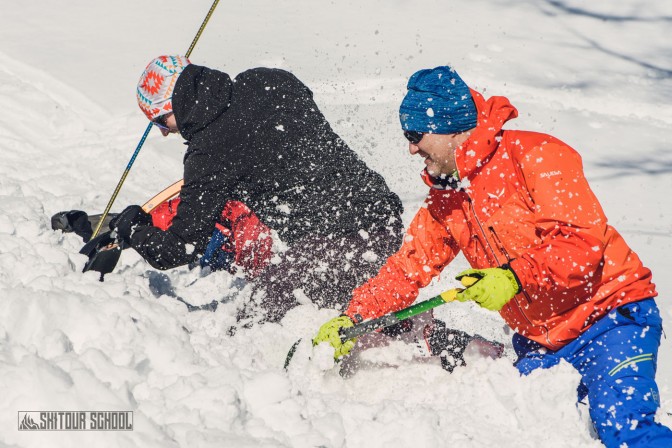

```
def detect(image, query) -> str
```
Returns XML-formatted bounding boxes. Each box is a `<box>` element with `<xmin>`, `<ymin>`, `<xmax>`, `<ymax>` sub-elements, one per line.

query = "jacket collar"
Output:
<box><xmin>454</xmin><ymin>89</ymin><xmax>518</xmax><ymax>181</ymax></box>
<box><xmin>421</xmin><ymin>169</ymin><xmax>462</xmax><ymax>190</ymax></box>
<box><xmin>418</xmin><ymin>89</ymin><xmax>517</xmax><ymax>190</ymax></box>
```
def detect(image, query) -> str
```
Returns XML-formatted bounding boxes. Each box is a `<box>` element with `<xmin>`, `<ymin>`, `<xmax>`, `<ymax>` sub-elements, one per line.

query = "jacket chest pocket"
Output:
<box><xmin>450</xmin><ymin>219</ymin><xmax>496</xmax><ymax>268</ymax></box>
<box><xmin>485</xmin><ymin>194</ymin><xmax>541</xmax><ymax>258</ymax></box>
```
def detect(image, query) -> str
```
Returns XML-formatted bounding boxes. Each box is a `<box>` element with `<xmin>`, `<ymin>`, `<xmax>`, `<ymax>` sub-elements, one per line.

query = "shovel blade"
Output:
<box><xmin>80</xmin><ymin>231</ymin><xmax>122</xmax><ymax>279</ymax></box>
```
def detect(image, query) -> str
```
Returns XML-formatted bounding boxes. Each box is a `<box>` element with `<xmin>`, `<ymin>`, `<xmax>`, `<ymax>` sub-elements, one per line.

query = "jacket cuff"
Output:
<box><xmin>501</xmin><ymin>262</ymin><xmax>522</xmax><ymax>294</ymax></box>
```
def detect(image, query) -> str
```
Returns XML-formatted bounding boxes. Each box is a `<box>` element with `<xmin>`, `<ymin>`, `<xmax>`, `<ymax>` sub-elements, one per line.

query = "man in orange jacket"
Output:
<box><xmin>314</xmin><ymin>66</ymin><xmax>671</xmax><ymax>447</ymax></box>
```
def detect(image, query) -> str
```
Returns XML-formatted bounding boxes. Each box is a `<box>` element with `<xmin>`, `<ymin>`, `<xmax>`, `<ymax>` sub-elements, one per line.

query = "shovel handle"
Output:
<box><xmin>285</xmin><ymin>283</ymin><xmax>472</xmax><ymax>370</ymax></box>
<box><xmin>339</xmin><ymin>287</ymin><xmax>462</xmax><ymax>342</ymax></box>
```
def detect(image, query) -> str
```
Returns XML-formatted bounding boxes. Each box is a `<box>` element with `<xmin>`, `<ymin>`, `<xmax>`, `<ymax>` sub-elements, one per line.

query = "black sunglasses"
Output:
<box><xmin>153</xmin><ymin>113</ymin><xmax>172</xmax><ymax>131</ymax></box>
<box><xmin>403</xmin><ymin>130</ymin><xmax>424</xmax><ymax>144</ymax></box>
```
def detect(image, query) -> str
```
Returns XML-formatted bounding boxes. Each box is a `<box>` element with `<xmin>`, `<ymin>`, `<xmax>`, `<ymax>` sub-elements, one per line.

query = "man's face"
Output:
<box><xmin>161</xmin><ymin>113</ymin><xmax>179</xmax><ymax>137</ymax></box>
<box><xmin>153</xmin><ymin>112</ymin><xmax>180</xmax><ymax>137</ymax></box>
<box><xmin>408</xmin><ymin>131</ymin><xmax>472</xmax><ymax>177</ymax></box>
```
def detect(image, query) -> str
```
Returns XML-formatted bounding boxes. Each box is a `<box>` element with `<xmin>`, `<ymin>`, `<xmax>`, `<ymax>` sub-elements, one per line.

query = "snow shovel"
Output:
<box><xmin>79</xmin><ymin>231</ymin><xmax>124</xmax><ymax>282</ymax></box>
<box><xmin>283</xmin><ymin>281</ymin><xmax>476</xmax><ymax>370</ymax></box>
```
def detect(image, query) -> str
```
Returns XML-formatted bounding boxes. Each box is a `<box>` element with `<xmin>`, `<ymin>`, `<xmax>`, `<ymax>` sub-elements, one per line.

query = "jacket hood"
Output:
<box><xmin>172</xmin><ymin>64</ymin><xmax>233</xmax><ymax>141</ymax></box>
<box><xmin>454</xmin><ymin>89</ymin><xmax>518</xmax><ymax>180</ymax></box>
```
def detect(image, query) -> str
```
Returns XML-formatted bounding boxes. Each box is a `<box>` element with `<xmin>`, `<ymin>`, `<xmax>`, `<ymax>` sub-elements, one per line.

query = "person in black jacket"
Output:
<box><xmin>113</xmin><ymin>55</ymin><xmax>404</xmax><ymax>323</ymax></box>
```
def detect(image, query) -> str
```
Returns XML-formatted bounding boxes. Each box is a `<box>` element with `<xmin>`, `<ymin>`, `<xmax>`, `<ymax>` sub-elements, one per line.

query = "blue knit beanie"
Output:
<box><xmin>399</xmin><ymin>66</ymin><xmax>477</xmax><ymax>134</ymax></box>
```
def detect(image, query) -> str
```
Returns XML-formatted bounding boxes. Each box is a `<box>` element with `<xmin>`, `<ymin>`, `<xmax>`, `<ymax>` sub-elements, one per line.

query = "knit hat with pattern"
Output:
<box><xmin>136</xmin><ymin>55</ymin><xmax>190</xmax><ymax>121</ymax></box>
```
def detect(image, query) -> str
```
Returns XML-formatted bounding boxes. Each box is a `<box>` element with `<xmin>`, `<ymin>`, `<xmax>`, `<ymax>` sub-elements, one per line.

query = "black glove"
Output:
<box><xmin>109</xmin><ymin>205</ymin><xmax>153</xmax><ymax>244</ymax></box>
<box><xmin>51</xmin><ymin>210</ymin><xmax>93</xmax><ymax>242</ymax></box>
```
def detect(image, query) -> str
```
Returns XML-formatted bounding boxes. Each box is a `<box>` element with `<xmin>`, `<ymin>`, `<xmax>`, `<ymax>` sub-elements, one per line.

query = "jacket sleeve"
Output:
<box><xmin>508</xmin><ymin>141</ymin><xmax>609</xmax><ymax>305</ymax></box>
<box><xmin>129</xmin><ymin>149</ymin><xmax>235</xmax><ymax>270</ymax></box>
<box><xmin>345</xmin><ymin>204</ymin><xmax>460</xmax><ymax>321</ymax></box>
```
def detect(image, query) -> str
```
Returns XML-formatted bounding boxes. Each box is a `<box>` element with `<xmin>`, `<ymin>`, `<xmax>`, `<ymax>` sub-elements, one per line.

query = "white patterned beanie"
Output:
<box><xmin>136</xmin><ymin>55</ymin><xmax>190</xmax><ymax>121</ymax></box>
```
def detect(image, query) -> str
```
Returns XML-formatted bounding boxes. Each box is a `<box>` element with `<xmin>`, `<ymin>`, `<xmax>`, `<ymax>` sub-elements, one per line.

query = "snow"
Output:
<box><xmin>1</xmin><ymin>0</ymin><xmax>671</xmax><ymax>446</ymax></box>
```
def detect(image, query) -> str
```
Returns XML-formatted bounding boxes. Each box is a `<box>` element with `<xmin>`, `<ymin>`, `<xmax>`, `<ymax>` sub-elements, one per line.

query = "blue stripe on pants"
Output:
<box><xmin>513</xmin><ymin>298</ymin><xmax>672</xmax><ymax>447</ymax></box>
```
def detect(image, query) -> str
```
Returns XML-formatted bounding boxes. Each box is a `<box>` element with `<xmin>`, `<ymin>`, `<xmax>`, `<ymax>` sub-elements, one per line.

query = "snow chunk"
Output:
<box><xmin>312</xmin><ymin>343</ymin><xmax>338</xmax><ymax>370</ymax></box>
<box><xmin>362</xmin><ymin>250</ymin><xmax>378</xmax><ymax>263</ymax></box>
<box><xmin>276</xmin><ymin>204</ymin><xmax>291</xmax><ymax>214</ymax></box>
<box><xmin>243</xmin><ymin>372</ymin><xmax>292</xmax><ymax>413</ymax></box>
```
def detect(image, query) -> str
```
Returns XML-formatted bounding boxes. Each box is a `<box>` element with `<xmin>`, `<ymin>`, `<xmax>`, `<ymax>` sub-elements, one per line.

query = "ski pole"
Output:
<box><xmin>339</xmin><ymin>287</ymin><xmax>463</xmax><ymax>341</ymax></box>
<box><xmin>284</xmin><ymin>283</ymin><xmax>473</xmax><ymax>370</ymax></box>
<box><xmin>91</xmin><ymin>0</ymin><xmax>221</xmax><ymax>239</ymax></box>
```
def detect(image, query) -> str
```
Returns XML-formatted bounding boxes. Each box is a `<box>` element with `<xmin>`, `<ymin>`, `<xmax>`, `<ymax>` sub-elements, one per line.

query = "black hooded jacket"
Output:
<box><xmin>130</xmin><ymin>65</ymin><xmax>403</xmax><ymax>270</ymax></box>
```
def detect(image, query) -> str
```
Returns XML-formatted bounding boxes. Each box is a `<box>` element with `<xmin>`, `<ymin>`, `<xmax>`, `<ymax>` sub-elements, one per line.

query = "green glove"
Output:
<box><xmin>313</xmin><ymin>315</ymin><xmax>356</xmax><ymax>359</ymax></box>
<box><xmin>455</xmin><ymin>267</ymin><xmax>521</xmax><ymax>311</ymax></box>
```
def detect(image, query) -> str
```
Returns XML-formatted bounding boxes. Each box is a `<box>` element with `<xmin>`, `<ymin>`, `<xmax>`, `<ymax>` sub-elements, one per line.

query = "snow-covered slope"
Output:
<box><xmin>0</xmin><ymin>1</ymin><xmax>670</xmax><ymax>446</ymax></box>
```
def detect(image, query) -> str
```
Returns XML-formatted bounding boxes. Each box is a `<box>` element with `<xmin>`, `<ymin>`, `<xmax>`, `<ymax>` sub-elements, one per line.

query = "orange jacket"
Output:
<box><xmin>346</xmin><ymin>90</ymin><xmax>656</xmax><ymax>350</ymax></box>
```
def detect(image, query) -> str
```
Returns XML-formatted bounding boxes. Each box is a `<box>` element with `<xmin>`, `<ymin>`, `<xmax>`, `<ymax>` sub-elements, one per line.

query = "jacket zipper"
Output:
<box><xmin>488</xmin><ymin>226</ymin><xmax>530</xmax><ymax>306</ymax></box>
<box><xmin>487</xmin><ymin>226</ymin><xmax>512</xmax><ymax>263</ymax></box>
<box><xmin>466</xmin><ymin>197</ymin><xmax>502</xmax><ymax>267</ymax></box>
<box><xmin>488</xmin><ymin>224</ymin><xmax>557</xmax><ymax>349</ymax></box>
<box><xmin>466</xmin><ymin>195</ymin><xmax>557</xmax><ymax>348</ymax></box>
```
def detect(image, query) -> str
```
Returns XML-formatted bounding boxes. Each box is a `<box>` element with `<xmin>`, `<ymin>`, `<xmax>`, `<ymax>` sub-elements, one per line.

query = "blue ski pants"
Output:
<box><xmin>513</xmin><ymin>298</ymin><xmax>672</xmax><ymax>447</ymax></box>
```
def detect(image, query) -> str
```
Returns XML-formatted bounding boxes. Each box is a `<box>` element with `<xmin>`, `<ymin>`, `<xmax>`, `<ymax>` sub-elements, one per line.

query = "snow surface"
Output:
<box><xmin>1</xmin><ymin>0</ymin><xmax>671</xmax><ymax>446</ymax></box>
